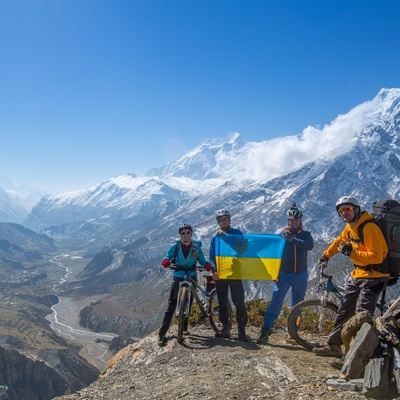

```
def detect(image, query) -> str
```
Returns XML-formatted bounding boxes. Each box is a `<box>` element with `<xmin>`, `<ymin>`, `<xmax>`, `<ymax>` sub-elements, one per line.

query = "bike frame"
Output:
<box><xmin>287</xmin><ymin>264</ymin><xmax>390</xmax><ymax>350</ymax></box>
<box><xmin>319</xmin><ymin>270</ymin><xmax>345</xmax><ymax>308</ymax></box>
<box><xmin>319</xmin><ymin>265</ymin><xmax>388</xmax><ymax>312</ymax></box>
<box><xmin>172</xmin><ymin>265</ymin><xmax>213</xmax><ymax>318</ymax></box>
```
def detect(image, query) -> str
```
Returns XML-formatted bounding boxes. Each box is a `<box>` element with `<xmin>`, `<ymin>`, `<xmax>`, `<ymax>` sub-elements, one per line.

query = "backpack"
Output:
<box><xmin>358</xmin><ymin>199</ymin><xmax>400</xmax><ymax>278</ymax></box>
<box><xmin>170</xmin><ymin>242</ymin><xmax>180</xmax><ymax>264</ymax></box>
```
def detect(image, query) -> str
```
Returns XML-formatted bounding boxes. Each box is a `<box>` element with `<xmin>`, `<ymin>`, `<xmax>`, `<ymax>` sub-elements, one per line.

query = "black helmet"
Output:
<box><xmin>215</xmin><ymin>209</ymin><xmax>231</xmax><ymax>221</ymax></box>
<box><xmin>178</xmin><ymin>223</ymin><xmax>193</xmax><ymax>234</ymax></box>
<box><xmin>335</xmin><ymin>196</ymin><xmax>360</xmax><ymax>212</ymax></box>
<box><xmin>286</xmin><ymin>202</ymin><xmax>303</xmax><ymax>219</ymax></box>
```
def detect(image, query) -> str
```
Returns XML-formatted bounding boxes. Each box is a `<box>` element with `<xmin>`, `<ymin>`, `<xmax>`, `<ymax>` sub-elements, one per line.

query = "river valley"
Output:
<box><xmin>46</xmin><ymin>254</ymin><xmax>118</xmax><ymax>370</ymax></box>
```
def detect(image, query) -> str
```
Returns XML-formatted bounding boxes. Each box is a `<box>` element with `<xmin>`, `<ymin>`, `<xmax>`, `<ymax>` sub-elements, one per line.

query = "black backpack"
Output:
<box><xmin>358</xmin><ymin>199</ymin><xmax>400</xmax><ymax>278</ymax></box>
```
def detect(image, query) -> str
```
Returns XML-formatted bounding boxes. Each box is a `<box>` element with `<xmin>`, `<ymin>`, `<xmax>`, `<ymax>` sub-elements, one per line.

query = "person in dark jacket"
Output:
<box><xmin>257</xmin><ymin>202</ymin><xmax>314</xmax><ymax>344</ymax></box>
<box><xmin>209</xmin><ymin>209</ymin><xmax>250</xmax><ymax>342</ymax></box>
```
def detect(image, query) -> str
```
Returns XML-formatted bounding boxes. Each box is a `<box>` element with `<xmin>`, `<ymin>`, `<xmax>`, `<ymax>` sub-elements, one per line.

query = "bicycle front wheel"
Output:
<box><xmin>177</xmin><ymin>286</ymin><xmax>189</xmax><ymax>343</ymax></box>
<box><xmin>208</xmin><ymin>288</ymin><xmax>231</xmax><ymax>333</ymax></box>
<box><xmin>287</xmin><ymin>298</ymin><xmax>338</xmax><ymax>350</ymax></box>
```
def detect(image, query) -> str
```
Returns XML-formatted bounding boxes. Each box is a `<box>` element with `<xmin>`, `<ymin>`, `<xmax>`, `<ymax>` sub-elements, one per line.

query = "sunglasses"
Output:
<box><xmin>180</xmin><ymin>231</ymin><xmax>192</xmax><ymax>235</ymax></box>
<box><xmin>338</xmin><ymin>206</ymin><xmax>354</xmax><ymax>215</ymax></box>
<box><xmin>218</xmin><ymin>217</ymin><xmax>230</xmax><ymax>222</ymax></box>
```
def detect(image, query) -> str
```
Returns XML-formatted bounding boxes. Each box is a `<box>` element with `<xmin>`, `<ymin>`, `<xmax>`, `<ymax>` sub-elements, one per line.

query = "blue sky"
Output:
<box><xmin>1</xmin><ymin>0</ymin><xmax>399</xmax><ymax>193</ymax></box>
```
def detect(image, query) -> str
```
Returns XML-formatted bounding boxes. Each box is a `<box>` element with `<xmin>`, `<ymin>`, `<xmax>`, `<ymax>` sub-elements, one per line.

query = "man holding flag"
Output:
<box><xmin>257</xmin><ymin>202</ymin><xmax>314</xmax><ymax>345</ymax></box>
<box><xmin>209</xmin><ymin>209</ymin><xmax>250</xmax><ymax>342</ymax></box>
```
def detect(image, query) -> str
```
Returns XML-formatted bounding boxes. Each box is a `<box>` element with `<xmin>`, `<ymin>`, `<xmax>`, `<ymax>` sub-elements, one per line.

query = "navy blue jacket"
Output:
<box><xmin>279</xmin><ymin>228</ymin><xmax>314</xmax><ymax>273</ymax></box>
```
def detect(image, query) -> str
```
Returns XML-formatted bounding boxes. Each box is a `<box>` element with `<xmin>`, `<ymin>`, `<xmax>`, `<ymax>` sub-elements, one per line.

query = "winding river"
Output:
<box><xmin>46</xmin><ymin>254</ymin><xmax>117</xmax><ymax>369</ymax></box>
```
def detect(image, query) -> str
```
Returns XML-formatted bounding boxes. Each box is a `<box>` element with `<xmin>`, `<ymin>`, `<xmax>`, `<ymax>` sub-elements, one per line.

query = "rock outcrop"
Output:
<box><xmin>53</xmin><ymin>325</ymin><xmax>372</xmax><ymax>400</ymax></box>
<box><xmin>0</xmin><ymin>346</ymin><xmax>99</xmax><ymax>400</ymax></box>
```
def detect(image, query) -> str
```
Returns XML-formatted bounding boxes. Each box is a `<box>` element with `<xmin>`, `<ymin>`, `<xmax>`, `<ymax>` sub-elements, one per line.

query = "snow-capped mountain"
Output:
<box><xmin>22</xmin><ymin>88</ymin><xmax>400</xmax><ymax>259</ymax></box>
<box><xmin>0</xmin><ymin>187</ymin><xmax>30</xmax><ymax>223</ymax></box>
<box><xmin>0</xmin><ymin>178</ymin><xmax>47</xmax><ymax>222</ymax></box>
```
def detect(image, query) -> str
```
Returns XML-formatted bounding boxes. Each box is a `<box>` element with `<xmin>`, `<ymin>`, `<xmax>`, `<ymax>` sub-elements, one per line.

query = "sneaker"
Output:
<box><xmin>313</xmin><ymin>344</ymin><xmax>342</xmax><ymax>357</ymax></box>
<box><xmin>238</xmin><ymin>327</ymin><xmax>250</xmax><ymax>342</ymax></box>
<box><xmin>256</xmin><ymin>328</ymin><xmax>271</xmax><ymax>345</ymax></box>
<box><xmin>215</xmin><ymin>326</ymin><xmax>231</xmax><ymax>339</ymax></box>
<box><xmin>330</xmin><ymin>359</ymin><xmax>344</xmax><ymax>370</ymax></box>
<box><xmin>158</xmin><ymin>334</ymin><xmax>167</xmax><ymax>347</ymax></box>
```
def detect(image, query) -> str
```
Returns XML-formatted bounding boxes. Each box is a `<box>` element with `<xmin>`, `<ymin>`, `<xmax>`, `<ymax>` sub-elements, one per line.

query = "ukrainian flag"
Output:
<box><xmin>215</xmin><ymin>233</ymin><xmax>285</xmax><ymax>280</ymax></box>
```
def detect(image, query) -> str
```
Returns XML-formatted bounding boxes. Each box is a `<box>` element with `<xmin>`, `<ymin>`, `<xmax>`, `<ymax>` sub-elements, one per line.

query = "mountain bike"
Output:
<box><xmin>169</xmin><ymin>264</ymin><xmax>227</xmax><ymax>343</ymax></box>
<box><xmin>287</xmin><ymin>264</ymin><xmax>390</xmax><ymax>350</ymax></box>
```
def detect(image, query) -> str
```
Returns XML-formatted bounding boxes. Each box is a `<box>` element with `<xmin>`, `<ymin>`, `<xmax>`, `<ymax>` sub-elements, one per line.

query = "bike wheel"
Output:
<box><xmin>208</xmin><ymin>288</ymin><xmax>232</xmax><ymax>333</ymax></box>
<box><xmin>177</xmin><ymin>286</ymin><xmax>189</xmax><ymax>344</ymax></box>
<box><xmin>287</xmin><ymin>299</ymin><xmax>338</xmax><ymax>350</ymax></box>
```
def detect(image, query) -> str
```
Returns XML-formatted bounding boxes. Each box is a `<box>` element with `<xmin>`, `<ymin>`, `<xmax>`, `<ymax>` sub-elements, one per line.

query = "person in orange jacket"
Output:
<box><xmin>314</xmin><ymin>196</ymin><xmax>389</xmax><ymax>357</ymax></box>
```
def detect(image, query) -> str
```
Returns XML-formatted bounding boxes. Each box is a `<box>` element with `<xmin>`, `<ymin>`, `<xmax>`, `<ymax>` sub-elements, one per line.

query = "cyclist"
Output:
<box><xmin>209</xmin><ymin>209</ymin><xmax>250</xmax><ymax>342</ymax></box>
<box><xmin>257</xmin><ymin>202</ymin><xmax>314</xmax><ymax>345</ymax></box>
<box><xmin>313</xmin><ymin>196</ymin><xmax>389</xmax><ymax>357</ymax></box>
<box><xmin>158</xmin><ymin>223</ymin><xmax>212</xmax><ymax>347</ymax></box>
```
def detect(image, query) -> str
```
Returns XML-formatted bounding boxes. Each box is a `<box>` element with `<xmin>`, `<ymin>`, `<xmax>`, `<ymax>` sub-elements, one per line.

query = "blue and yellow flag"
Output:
<box><xmin>215</xmin><ymin>233</ymin><xmax>285</xmax><ymax>280</ymax></box>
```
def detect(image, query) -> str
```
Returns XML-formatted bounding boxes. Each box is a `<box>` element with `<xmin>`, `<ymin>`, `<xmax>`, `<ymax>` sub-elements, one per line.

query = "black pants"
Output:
<box><xmin>158</xmin><ymin>276</ymin><xmax>197</xmax><ymax>337</ymax></box>
<box><xmin>328</xmin><ymin>276</ymin><xmax>388</xmax><ymax>345</ymax></box>
<box><xmin>215</xmin><ymin>279</ymin><xmax>248</xmax><ymax>328</ymax></box>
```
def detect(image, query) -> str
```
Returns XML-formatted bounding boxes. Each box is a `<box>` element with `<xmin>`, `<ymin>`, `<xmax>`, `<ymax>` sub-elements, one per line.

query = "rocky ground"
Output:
<box><xmin>52</xmin><ymin>324</ymin><xmax>400</xmax><ymax>400</ymax></box>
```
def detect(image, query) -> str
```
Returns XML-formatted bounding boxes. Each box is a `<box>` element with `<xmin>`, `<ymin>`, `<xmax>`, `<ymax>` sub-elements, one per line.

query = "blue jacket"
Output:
<box><xmin>209</xmin><ymin>227</ymin><xmax>243</xmax><ymax>273</ymax></box>
<box><xmin>164</xmin><ymin>238</ymin><xmax>209</xmax><ymax>278</ymax></box>
<box><xmin>279</xmin><ymin>228</ymin><xmax>314</xmax><ymax>273</ymax></box>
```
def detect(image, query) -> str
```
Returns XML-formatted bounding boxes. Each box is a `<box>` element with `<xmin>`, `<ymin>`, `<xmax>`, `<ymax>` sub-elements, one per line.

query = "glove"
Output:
<box><xmin>161</xmin><ymin>259</ymin><xmax>170</xmax><ymax>268</ymax></box>
<box><xmin>318</xmin><ymin>255</ymin><xmax>329</xmax><ymax>265</ymax></box>
<box><xmin>338</xmin><ymin>242</ymin><xmax>353</xmax><ymax>257</ymax></box>
<box><xmin>205</xmin><ymin>263</ymin><xmax>213</xmax><ymax>272</ymax></box>
<box><xmin>282</xmin><ymin>232</ymin><xmax>294</xmax><ymax>242</ymax></box>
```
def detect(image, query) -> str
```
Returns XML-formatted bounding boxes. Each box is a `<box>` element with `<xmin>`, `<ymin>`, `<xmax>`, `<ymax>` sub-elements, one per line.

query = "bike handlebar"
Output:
<box><xmin>168</xmin><ymin>264</ymin><xmax>206</xmax><ymax>272</ymax></box>
<box><xmin>318</xmin><ymin>262</ymin><xmax>333</xmax><ymax>280</ymax></box>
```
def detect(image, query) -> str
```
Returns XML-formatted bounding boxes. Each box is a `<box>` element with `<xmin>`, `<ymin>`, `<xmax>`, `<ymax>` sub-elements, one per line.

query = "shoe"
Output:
<box><xmin>256</xmin><ymin>328</ymin><xmax>271</xmax><ymax>345</ymax></box>
<box><xmin>330</xmin><ymin>359</ymin><xmax>344</xmax><ymax>370</ymax></box>
<box><xmin>215</xmin><ymin>326</ymin><xmax>231</xmax><ymax>339</ymax></box>
<box><xmin>238</xmin><ymin>326</ymin><xmax>250</xmax><ymax>342</ymax></box>
<box><xmin>313</xmin><ymin>344</ymin><xmax>342</xmax><ymax>357</ymax></box>
<box><xmin>183</xmin><ymin>330</ymin><xmax>190</xmax><ymax>336</ymax></box>
<box><xmin>158</xmin><ymin>334</ymin><xmax>167</xmax><ymax>347</ymax></box>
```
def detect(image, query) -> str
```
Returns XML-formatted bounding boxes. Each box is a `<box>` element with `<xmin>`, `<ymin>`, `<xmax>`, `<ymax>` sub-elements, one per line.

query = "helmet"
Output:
<box><xmin>286</xmin><ymin>202</ymin><xmax>303</xmax><ymax>219</ymax></box>
<box><xmin>335</xmin><ymin>196</ymin><xmax>360</xmax><ymax>211</ymax></box>
<box><xmin>215</xmin><ymin>209</ymin><xmax>231</xmax><ymax>221</ymax></box>
<box><xmin>178</xmin><ymin>223</ymin><xmax>193</xmax><ymax>234</ymax></box>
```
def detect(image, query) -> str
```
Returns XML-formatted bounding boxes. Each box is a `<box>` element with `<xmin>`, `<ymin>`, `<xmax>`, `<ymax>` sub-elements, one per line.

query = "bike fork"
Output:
<box><xmin>318</xmin><ymin>296</ymin><xmax>328</xmax><ymax>332</ymax></box>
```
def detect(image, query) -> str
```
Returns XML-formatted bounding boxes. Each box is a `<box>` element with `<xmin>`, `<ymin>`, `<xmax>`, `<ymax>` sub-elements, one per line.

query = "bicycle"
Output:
<box><xmin>287</xmin><ymin>264</ymin><xmax>389</xmax><ymax>350</ymax></box>
<box><xmin>169</xmin><ymin>264</ymin><xmax>227</xmax><ymax>343</ymax></box>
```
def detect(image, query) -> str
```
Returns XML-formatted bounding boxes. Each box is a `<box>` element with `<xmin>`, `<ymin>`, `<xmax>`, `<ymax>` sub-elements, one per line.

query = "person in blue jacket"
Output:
<box><xmin>257</xmin><ymin>202</ymin><xmax>314</xmax><ymax>345</ymax></box>
<box><xmin>158</xmin><ymin>223</ymin><xmax>212</xmax><ymax>347</ymax></box>
<box><xmin>209</xmin><ymin>209</ymin><xmax>250</xmax><ymax>342</ymax></box>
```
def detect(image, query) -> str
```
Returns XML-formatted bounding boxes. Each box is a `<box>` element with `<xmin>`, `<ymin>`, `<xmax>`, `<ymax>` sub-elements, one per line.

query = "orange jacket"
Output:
<box><xmin>324</xmin><ymin>211</ymin><xmax>388</xmax><ymax>279</ymax></box>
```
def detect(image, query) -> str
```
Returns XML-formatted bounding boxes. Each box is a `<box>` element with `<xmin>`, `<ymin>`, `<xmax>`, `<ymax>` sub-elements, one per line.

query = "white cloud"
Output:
<box><xmin>215</xmin><ymin>99</ymin><xmax>378</xmax><ymax>183</ymax></box>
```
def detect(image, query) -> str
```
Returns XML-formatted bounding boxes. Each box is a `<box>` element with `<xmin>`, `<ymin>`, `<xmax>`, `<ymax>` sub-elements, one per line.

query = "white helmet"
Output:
<box><xmin>335</xmin><ymin>196</ymin><xmax>360</xmax><ymax>212</ymax></box>
<box><xmin>215</xmin><ymin>209</ymin><xmax>231</xmax><ymax>221</ymax></box>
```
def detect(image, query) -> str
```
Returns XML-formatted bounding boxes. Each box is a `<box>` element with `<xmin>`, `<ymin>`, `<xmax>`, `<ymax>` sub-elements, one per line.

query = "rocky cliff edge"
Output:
<box><xmin>52</xmin><ymin>325</ymin><xmax>374</xmax><ymax>400</ymax></box>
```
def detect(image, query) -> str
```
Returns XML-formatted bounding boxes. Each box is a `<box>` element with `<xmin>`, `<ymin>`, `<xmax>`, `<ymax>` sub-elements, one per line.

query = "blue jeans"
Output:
<box><xmin>263</xmin><ymin>271</ymin><xmax>308</xmax><ymax>330</ymax></box>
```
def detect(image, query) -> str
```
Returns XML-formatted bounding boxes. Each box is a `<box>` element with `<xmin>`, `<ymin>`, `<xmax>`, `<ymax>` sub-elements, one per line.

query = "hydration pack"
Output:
<box><xmin>358</xmin><ymin>199</ymin><xmax>400</xmax><ymax>278</ymax></box>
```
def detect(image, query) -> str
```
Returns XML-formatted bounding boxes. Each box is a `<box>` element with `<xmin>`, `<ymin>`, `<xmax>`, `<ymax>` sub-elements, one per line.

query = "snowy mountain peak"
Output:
<box><xmin>4</xmin><ymin>88</ymin><xmax>400</xmax><ymax>248</ymax></box>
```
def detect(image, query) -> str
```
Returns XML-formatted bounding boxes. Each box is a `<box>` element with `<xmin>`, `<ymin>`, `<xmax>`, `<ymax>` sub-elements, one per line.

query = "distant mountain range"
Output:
<box><xmin>1</xmin><ymin>87</ymin><xmax>399</xmax><ymax>339</ymax></box>
<box><xmin>18</xmin><ymin>88</ymin><xmax>399</xmax><ymax>248</ymax></box>
<box><xmin>0</xmin><ymin>88</ymin><xmax>399</xmax><ymax>272</ymax></box>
